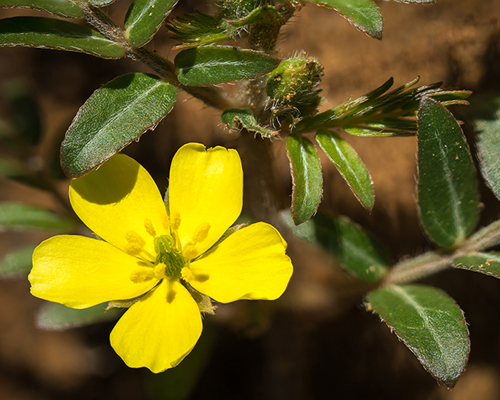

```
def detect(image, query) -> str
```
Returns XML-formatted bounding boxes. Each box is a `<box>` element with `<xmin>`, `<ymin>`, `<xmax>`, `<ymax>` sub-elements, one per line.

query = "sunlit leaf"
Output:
<box><xmin>0</xmin><ymin>203</ymin><xmax>75</xmax><ymax>231</ymax></box>
<box><xmin>316</xmin><ymin>129</ymin><xmax>374</xmax><ymax>210</ymax></box>
<box><xmin>305</xmin><ymin>0</ymin><xmax>383</xmax><ymax>39</ymax></box>
<box><xmin>366</xmin><ymin>284</ymin><xmax>469</xmax><ymax>387</ymax></box>
<box><xmin>286</xmin><ymin>134</ymin><xmax>323</xmax><ymax>225</ymax></box>
<box><xmin>417</xmin><ymin>96</ymin><xmax>479</xmax><ymax>248</ymax></box>
<box><xmin>60</xmin><ymin>73</ymin><xmax>177</xmax><ymax>177</ymax></box>
<box><xmin>36</xmin><ymin>302</ymin><xmax>121</xmax><ymax>330</ymax></box>
<box><xmin>474</xmin><ymin>97</ymin><xmax>500</xmax><ymax>202</ymax></box>
<box><xmin>453</xmin><ymin>252</ymin><xmax>500</xmax><ymax>279</ymax></box>
<box><xmin>0</xmin><ymin>244</ymin><xmax>36</xmax><ymax>278</ymax></box>
<box><xmin>221</xmin><ymin>108</ymin><xmax>278</xmax><ymax>139</ymax></box>
<box><xmin>0</xmin><ymin>17</ymin><xmax>125</xmax><ymax>59</ymax></box>
<box><xmin>0</xmin><ymin>0</ymin><xmax>83</xmax><ymax>18</ymax></box>
<box><xmin>175</xmin><ymin>46</ymin><xmax>279</xmax><ymax>86</ymax></box>
<box><xmin>125</xmin><ymin>0</ymin><xmax>178</xmax><ymax>48</ymax></box>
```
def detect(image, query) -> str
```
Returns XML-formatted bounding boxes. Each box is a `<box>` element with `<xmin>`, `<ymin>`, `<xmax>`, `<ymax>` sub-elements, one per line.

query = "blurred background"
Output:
<box><xmin>1</xmin><ymin>0</ymin><xmax>500</xmax><ymax>398</ymax></box>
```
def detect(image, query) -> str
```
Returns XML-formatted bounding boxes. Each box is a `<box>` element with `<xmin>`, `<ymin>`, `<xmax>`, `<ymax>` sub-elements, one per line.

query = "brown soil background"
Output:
<box><xmin>1</xmin><ymin>0</ymin><xmax>500</xmax><ymax>399</ymax></box>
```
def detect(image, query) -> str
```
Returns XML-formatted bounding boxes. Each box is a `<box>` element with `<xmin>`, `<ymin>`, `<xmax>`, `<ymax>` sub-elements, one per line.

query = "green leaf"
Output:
<box><xmin>221</xmin><ymin>108</ymin><xmax>278</xmax><ymax>139</ymax></box>
<box><xmin>167</xmin><ymin>11</ymin><xmax>229</xmax><ymax>49</ymax></box>
<box><xmin>87</xmin><ymin>0</ymin><xmax>114</xmax><ymax>6</ymax></box>
<box><xmin>0</xmin><ymin>17</ymin><xmax>125</xmax><ymax>59</ymax></box>
<box><xmin>417</xmin><ymin>96</ymin><xmax>479</xmax><ymax>248</ymax></box>
<box><xmin>124</xmin><ymin>0</ymin><xmax>177</xmax><ymax>48</ymax></box>
<box><xmin>295</xmin><ymin>77</ymin><xmax>470</xmax><ymax>136</ymax></box>
<box><xmin>0</xmin><ymin>244</ymin><xmax>36</xmax><ymax>278</ymax></box>
<box><xmin>175</xmin><ymin>46</ymin><xmax>280</xmax><ymax>86</ymax></box>
<box><xmin>0</xmin><ymin>203</ymin><xmax>75</xmax><ymax>231</ymax></box>
<box><xmin>0</xmin><ymin>0</ymin><xmax>83</xmax><ymax>18</ymax></box>
<box><xmin>366</xmin><ymin>284</ymin><xmax>469</xmax><ymax>387</ymax></box>
<box><xmin>281</xmin><ymin>211</ymin><xmax>388</xmax><ymax>281</ymax></box>
<box><xmin>285</xmin><ymin>134</ymin><xmax>323</xmax><ymax>225</ymax></box>
<box><xmin>60</xmin><ymin>73</ymin><xmax>177</xmax><ymax>177</ymax></box>
<box><xmin>453</xmin><ymin>252</ymin><xmax>500</xmax><ymax>279</ymax></box>
<box><xmin>305</xmin><ymin>0</ymin><xmax>383</xmax><ymax>39</ymax></box>
<box><xmin>474</xmin><ymin>97</ymin><xmax>500</xmax><ymax>202</ymax></box>
<box><xmin>316</xmin><ymin>129</ymin><xmax>374</xmax><ymax>210</ymax></box>
<box><xmin>36</xmin><ymin>302</ymin><xmax>121</xmax><ymax>330</ymax></box>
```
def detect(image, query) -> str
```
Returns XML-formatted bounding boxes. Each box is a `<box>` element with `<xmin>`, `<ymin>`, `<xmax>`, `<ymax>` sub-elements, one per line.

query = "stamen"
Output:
<box><xmin>162</xmin><ymin>214</ymin><xmax>170</xmax><ymax>231</ymax></box>
<box><xmin>171</xmin><ymin>211</ymin><xmax>181</xmax><ymax>232</ymax></box>
<box><xmin>153</xmin><ymin>264</ymin><xmax>165</xmax><ymax>279</ymax></box>
<box><xmin>125</xmin><ymin>231</ymin><xmax>146</xmax><ymax>256</ymax></box>
<box><xmin>183</xmin><ymin>243</ymin><xmax>198</xmax><ymax>260</ymax></box>
<box><xmin>144</xmin><ymin>218</ymin><xmax>156</xmax><ymax>237</ymax></box>
<box><xmin>192</xmin><ymin>222</ymin><xmax>211</xmax><ymax>244</ymax></box>
<box><xmin>130</xmin><ymin>268</ymin><xmax>150</xmax><ymax>283</ymax></box>
<box><xmin>181</xmin><ymin>267</ymin><xmax>194</xmax><ymax>282</ymax></box>
<box><xmin>124</xmin><ymin>243</ymin><xmax>143</xmax><ymax>256</ymax></box>
<box><xmin>126</xmin><ymin>231</ymin><xmax>145</xmax><ymax>247</ymax></box>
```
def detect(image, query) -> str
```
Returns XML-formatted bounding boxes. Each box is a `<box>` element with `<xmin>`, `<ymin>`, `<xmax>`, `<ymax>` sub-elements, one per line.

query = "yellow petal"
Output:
<box><xmin>29</xmin><ymin>235</ymin><xmax>158</xmax><ymax>309</ymax></box>
<box><xmin>187</xmin><ymin>222</ymin><xmax>293</xmax><ymax>303</ymax></box>
<box><xmin>69</xmin><ymin>154</ymin><xmax>169</xmax><ymax>260</ymax></box>
<box><xmin>110</xmin><ymin>279</ymin><xmax>202</xmax><ymax>373</ymax></box>
<box><xmin>169</xmin><ymin>143</ymin><xmax>243</xmax><ymax>257</ymax></box>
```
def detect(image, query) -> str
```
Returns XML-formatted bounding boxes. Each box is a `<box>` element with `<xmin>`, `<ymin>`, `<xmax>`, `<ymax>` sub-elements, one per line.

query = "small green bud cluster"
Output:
<box><xmin>266</xmin><ymin>56</ymin><xmax>324</xmax><ymax>126</ymax></box>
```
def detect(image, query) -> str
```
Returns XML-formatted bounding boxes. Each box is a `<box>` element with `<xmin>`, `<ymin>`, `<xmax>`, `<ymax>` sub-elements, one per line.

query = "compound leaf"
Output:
<box><xmin>286</xmin><ymin>134</ymin><xmax>323</xmax><ymax>225</ymax></box>
<box><xmin>0</xmin><ymin>17</ymin><xmax>125</xmax><ymax>59</ymax></box>
<box><xmin>417</xmin><ymin>96</ymin><xmax>479</xmax><ymax>248</ymax></box>
<box><xmin>366</xmin><ymin>284</ymin><xmax>469</xmax><ymax>387</ymax></box>
<box><xmin>316</xmin><ymin>128</ymin><xmax>374</xmax><ymax>210</ymax></box>
<box><xmin>453</xmin><ymin>252</ymin><xmax>500</xmax><ymax>279</ymax></box>
<box><xmin>175</xmin><ymin>46</ymin><xmax>279</xmax><ymax>86</ymax></box>
<box><xmin>61</xmin><ymin>73</ymin><xmax>177</xmax><ymax>177</ymax></box>
<box><xmin>474</xmin><ymin>97</ymin><xmax>500</xmax><ymax>202</ymax></box>
<box><xmin>125</xmin><ymin>0</ymin><xmax>178</xmax><ymax>48</ymax></box>
<box><xmin>305</xmin><ymin>0</ymin><xmax>383</xmax><ymax>39</ymax></box>
<box><xmin>221</xmin><ymin>108</ymin><xmax>277</xmax><ymax>139</ymax></box>
<box><xmin>0</xmin><ymin>0</ymin><xmax>83</xmax><ymax>18</ymax></box>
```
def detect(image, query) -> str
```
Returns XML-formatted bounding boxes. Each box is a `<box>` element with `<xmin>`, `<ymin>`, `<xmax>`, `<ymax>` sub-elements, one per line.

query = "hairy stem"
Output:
<box><xmin>74</xmin><ymin>1</ymin><xmax>234</xmax><ymax>110</ymax></box>
<box><xmin>385</xmin><ymin>218</ymin><xmax>500</xmax><ymax>285</ymax></box>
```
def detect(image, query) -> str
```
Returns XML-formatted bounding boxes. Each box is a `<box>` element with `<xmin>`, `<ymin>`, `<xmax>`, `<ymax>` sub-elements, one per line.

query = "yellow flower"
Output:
<box><xmin>29</xmin><ymin>143</ymin><xmax>293</xmax><ymax>373</ymax></box>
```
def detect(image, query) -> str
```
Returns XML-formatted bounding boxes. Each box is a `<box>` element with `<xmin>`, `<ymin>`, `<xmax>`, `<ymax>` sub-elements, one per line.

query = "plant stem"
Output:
<box><xmin>385</xmin><ymin>218</ymin><xmax>500</xmax><ymax>285</ymax></box>
<box><xmin>74</xmin><ymin>1</ymin><xmax>234</xmax><ymax>110</ymax></box>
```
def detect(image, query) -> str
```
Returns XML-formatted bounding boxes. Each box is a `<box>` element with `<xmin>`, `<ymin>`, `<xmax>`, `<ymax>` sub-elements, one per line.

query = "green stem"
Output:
<box><xmin>385</xmin><ymin>218</ymin><xmax>500</xmax><ymax>285</ymax></box>
<box><xmin>74</xmin><ymin>1</ymin><xmax>234</xmax><ymax>110</ymax></box>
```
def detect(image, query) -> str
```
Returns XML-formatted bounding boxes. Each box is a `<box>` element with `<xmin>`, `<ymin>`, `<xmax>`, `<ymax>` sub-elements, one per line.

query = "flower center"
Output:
<box><xmin>128</xmin><ymin>214</ymin><xmax>212</xmax><ymax>284</ymax></box>
<box><xmin>154</xmin><ymin>235</ymin><xmax>185</xmax><ymax>278</ymax></box>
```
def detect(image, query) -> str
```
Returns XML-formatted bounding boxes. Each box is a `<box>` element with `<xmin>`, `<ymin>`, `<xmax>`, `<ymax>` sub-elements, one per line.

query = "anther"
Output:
<box><xmin>153</xmin><ymin>264</ymin><xmax>165</xmax><ymax>279</ymax></box>
<box><xmin>171</xmin><ymin>211</ymin><xmax>181</xmax><ymax>232</ymax></box>
<box><xmin>192</xmin><ymin>222</ymin><xmax>211</xmax><ymax>244</ymax></box>
<box><xmin>144</xmin><ymin>218</ymin><xmax>156</xmax><ymax>237</ymax></box>
<box><xmin>183</xmin><ymin>243</ymin><xmax>198</xmax><ymax>260</ymax></box>
<box><xmin>130</xmin><ymin>268</ymin><xmax>149</xmax><ymax>283</ymax></box>
<box><xmin>125</xmin><ymin>231</ymin><xmax>146</xmax><ymax>255</ymax></box>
